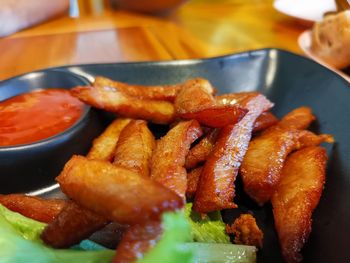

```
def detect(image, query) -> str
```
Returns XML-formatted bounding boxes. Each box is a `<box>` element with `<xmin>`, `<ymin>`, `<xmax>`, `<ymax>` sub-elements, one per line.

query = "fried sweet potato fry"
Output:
<box><xmin>272</xmin><ymin>147</ymin><xmax>327</xmax><ymax>263</ymax></box>
<box><xmin>151</xmin><ymin>120</ymin><xmax>202</xmax><ymax>199</ymax></box>
<box><xmin>41</xmin><ymin>201</ymin><xmax>107</xmax><ymax>248</ymax></box>
<box><xmin>175</xmin><ymin>80</ymin><xmax>247</xmax><ymax>128</ymax></box>
<box><xmin>113</xmin><ymin>220</ymin><xmax>162</xmax><ymax>263</ymax></box>
<box><xmin>264</xmin><ymin>106</ymin><xmax>315</xmax><ymax>133</ymax></box>
<box><xmin>194</xmin><ymin>94</ymin><xmax>273</xmax><ymax>213</ymax></box>
<box><xmin>71</xmin><ymin>86</ymin><xmax>175</xmax><ymax>124</ymax></box>
<box><xmin>240</xmin><ymin>129</ymin><xmax>333</xmax><ymax>205</ymax></box>
<box><xmin>94</xmin><ymin>76</ymin><xmax>181</xmax><ymax>102</ymax></box>
<box><xmin>57</xmin><ymin>156</ymin><xmax>183</xmax><ymax>225</ymax></box>
<box><xmin>253</xmin><ymin>112</ymin><xmax>279</xmax><ymax>133</ymax></box>
<box><xmin>226</xmin><ymin>214</ymin><xmax>264</xmax><ymax>248</ymax></box>
<box><xmin>113</xmin><ymin>120</ymin><xmax>155</xmax><ymax>177</ymax></box>
<box><xmin>186</xmin><ymin>166</ymin><xmax>203</xmax><ymax>199</ymax></box>
<box><xmin>87</xmin><ymin>118</ymin><xmax>131</xmax><ymax>161</ymax></box>
<box><xmin>0</xmin><ymin>194</ymin><xmax>66</xmax><ymax>223</ymax></box>
<box><xmin>185</xmin><ymin>129</ymin><xmax>219</xmax><ymax>169</ymax></box>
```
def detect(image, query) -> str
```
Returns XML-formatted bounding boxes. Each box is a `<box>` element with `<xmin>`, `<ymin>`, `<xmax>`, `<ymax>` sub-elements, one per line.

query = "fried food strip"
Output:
<box><xmin>41</xmin><ymin>201</ymin><xmax>107</xmax><ymax>248</ymax></box>
<box><xmin>57</xmin><ymin>156</ymin><xmax>183</xmax><ymax>225</ymax></box>
<box><xmin>71</xmin><ymin>86</ymin><xmax>175</xmax><ymax>124</ymax></box>
<box><xmin>226</xmin><ymin>214</ymin><xmax>264</xmax><ymax>248</ymax></box>
<box><xmin>87</xmin><ymin>118</ymin><xmax>131</xmax><ymax>161</ymax></box>
<box><xmin>253</xmin><ymin>112</ymin><xmax>279</xmax><ymax>133</ymax></box>
<box><xmin>0</xmin><ymin>194</ymin><xmax>66</xmax><ymax>223</ymax></box>
<box><xmin>265</xmin><ymin>106</ymin><xmax>315</xmax><ymax>133</ymax></box>
<box><xmin>89</xmin><ymin>222</ymin><xmax>129</xmax><ymax>249</ymax></box>
<box><xmin>272</xmin><ymin>147</ymin><xmax>327</xmax><ymax>263</ymax></box>
<box><xmin>151</xmin><ymin>120</ymin><xmax>202</xmax><ymax>199</ymax></box>
<box><xmin>113</xmin><ymin>220</ymin><xmax>162</xmax><ymax>263</ymax></box>
<box><xmin>186</xmin><ymin>166</ymin><xmax>203</xmax><ymax>199</ymax></box>
<box><xmin>113</xmin><ymin>120</ymin><xmax>155</xmax><ymax>177</ymax></box>
<box><xmin>175</xmin><ymin>80</ymin><xmax>247</xmax><ymax>128</ymax></box>
<box><xmin>94</xmin><ymin>76</ymin><xmax>181</xmax><ymax>102</ymax></box>
<box><xmin>240</xmin><ymin>129</ymin><xmax>333</xmax><ymax>205</ymax></box>
<box><xmin>185</xmin><ymin>129</ymin><xmax>219</xmax><ymax>169</ymax></box>
<box><xmin>194</xmin><ymin>94</ymin><xmax>273</xmax><ymax>213</ymax></box>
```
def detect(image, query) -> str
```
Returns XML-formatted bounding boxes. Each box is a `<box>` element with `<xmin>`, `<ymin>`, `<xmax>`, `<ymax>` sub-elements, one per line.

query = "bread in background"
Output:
<box><xmin>311</xmin><ymin>10</ymin><xmax>350</xmax><ymax>69</ymax></box>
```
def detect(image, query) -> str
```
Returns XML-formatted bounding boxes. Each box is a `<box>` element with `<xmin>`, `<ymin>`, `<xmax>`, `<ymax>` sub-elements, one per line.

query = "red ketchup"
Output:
<box><xmin>0</xmin><ymin>89</ymin><xmax>85</xmax><ymax>147</ymax></box>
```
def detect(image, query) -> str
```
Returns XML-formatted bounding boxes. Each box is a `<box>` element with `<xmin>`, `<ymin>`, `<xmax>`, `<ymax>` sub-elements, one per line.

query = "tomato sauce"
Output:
<box><xmin>0</xmin><ymin>89</ymin><xmax>85</xmax><ymax>147</ymax></box>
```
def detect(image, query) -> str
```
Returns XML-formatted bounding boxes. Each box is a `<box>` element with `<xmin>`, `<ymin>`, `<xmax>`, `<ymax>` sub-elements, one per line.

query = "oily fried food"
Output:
<box><xmin>240</xmin><ymin>129</ymin><xmax>333</xmax><ymax>205</ymax></box>
<box><xmin>226</xmin><ymin>214</ymin><xmax>264</xmax><ymax>248</ymax></box>
<box><xmin>41</xmin><ymin>201</ymin><xmax>107</xmax><ymax>248</ymax></box>
<box><xmin>174</xmin><ymin>79</ymin><xmax>247</xmax><ymax>128</ymax></box>
<box><xmin>71</xmin><ymin>86</ymin><xmax>175</xmax><ymax>124</ymax></box>
<box><xmin>185</xmin><ymin>129</ymin><xmax>219</xmax><ymax>169</ymax></box>
<box><xmin>253</xmin><ymin>112</ymin><xmax>279</xmax><ymax>133</ymax></box>
<box><xmin>87</xmin><ymin>118</ymin><xmax>131</xmax><ymax>161</ymax></box>
<box><xmin>186</xmin><ymin>166</ymin><xmax>203</xmax><ymax>199</ymax></box>
<box><xmin>94</xmin><ymin>76</ymin><xmax>181</xmax><ymax>102</ymax></box>
<box><xmin>57</xmin><ymin>156</ymin><xmax>183</xmax><ymax>225</ymax></box>
<box><xmin>151</xmin><ymin>120</ymin><xmax>202</xmax><ymax>199</ymax></box>
<box><xmin>113</xmin><ymin>221</ymin><xmax>162</xmax><ymax>263</ymax></box>
<box><xmin>194</xmin><ymin>94</ymin><xmax>273</xmax><ymax>213</ymax></box>
<box><xmin>272</xmin><ymin>147</ymin><xmax>327</xmax><ymax>263</ymax></box>
<box><xmin>113</xmin><ymin>120</ymin><xmax>156</xmax><ymax>177</ymax></box>
<box><xmin>0</xmin><ymin>194</ymin><xmax>66</xmax><ymax>223</ymax></box>
<box><xmin>265</xmin><ymin>106</ymin><xmax>315</xmax><ymax>133</ymax></box>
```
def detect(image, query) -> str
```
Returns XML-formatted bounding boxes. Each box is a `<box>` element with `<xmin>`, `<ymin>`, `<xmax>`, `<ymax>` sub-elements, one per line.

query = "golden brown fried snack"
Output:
<box><xmin>113</xmin><ymin>220</ymin><xmax>162</xmax><ymax>263</ymax></box>
<box><xmin>226</xmin><ymin>214</ymin><xmax>264</xmax><ymax>248</ymax></box>
<box><xmin>71</xmin><ymin>86</ymin><xmax>175</xmax><ymax>124</ymax></box>
<box><xmin>272</xmin><ymin>147</ymin><xmax>327</xmax><ymax>263</ymax></box>
<box><xmin>94</xmin><ymin>76</ymin><xmax>181</xmax><ymax>102</ymax></box>
<box><xmin>185</xmin><ymin>129</ymin><xmax>219</xmax><ymax>169</ymax></box>
<box><xmin>186</xmin><ymin>166</ymin><xmax>203</xmax><ymax>199</ymax></box>
<box><xmin>240</xmin><ymin>129</ymin><xmax>333</xmax><ymax>205</ymax></box>
<box><xmin>264</xmin><ymin>106</ymin><xmax>315</xmax><ymax>133</ymax></box>
<box><xmin>0</xmin><ymin>194</ymin><xmax>66</xmax><ymax>223</ymax></box>
<box><xmin>87</xmin><ymin>118</ymin><xmax>131</xmax><ymax>161</ymax></box>
<box><xmin>253</xmin><ymin>112</ymin><xmax>279</xmax><ymax>133</ymax></box>
<box><xmin>113</xmin><ymin>120</ymin><xmax>155</xmax><ymax>177</ymax></box>
<box><xmin>41</xmin><ymin>201</ymin><xmax>107</xmax><ymax>248</ymax></box>
<box><xmin>151</xmin><ymin>120</ymin><xmax>203</xmax><ymax>199</ymax></box>
<box><xmin>194</xmin><ymin>94</ymin><xmax>273</xmax><ymax>213</ymax></box>
<box><xmin>57</xmin><ymin>156</ymin><xmax>183</xmax><ymax>225</ymax></box>
<box><xmin>175</xmin><ymin>80</ymin><xmax>247</xmax><ymax>128</ymax></box>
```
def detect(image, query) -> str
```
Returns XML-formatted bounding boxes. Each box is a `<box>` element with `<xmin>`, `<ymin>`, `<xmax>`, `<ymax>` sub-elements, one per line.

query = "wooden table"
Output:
<box><xmin>0</xmin><ymin>0</ymin><xmax>308</xmax><ymax>80</ymax></box>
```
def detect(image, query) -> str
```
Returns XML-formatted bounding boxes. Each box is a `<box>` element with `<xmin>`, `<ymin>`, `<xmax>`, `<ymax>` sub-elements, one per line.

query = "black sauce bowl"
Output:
<box><xmin>0</xmin><ymin>70</ymin><xmax>106</xmax><ymax>194</ymax></box>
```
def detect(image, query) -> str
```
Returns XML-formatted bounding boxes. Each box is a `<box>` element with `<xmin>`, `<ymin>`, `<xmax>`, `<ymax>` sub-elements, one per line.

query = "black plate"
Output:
<box><xmin>1</xmin><ymin>49</ymin><xmax>349</xmax><ymax>262</ymax></box>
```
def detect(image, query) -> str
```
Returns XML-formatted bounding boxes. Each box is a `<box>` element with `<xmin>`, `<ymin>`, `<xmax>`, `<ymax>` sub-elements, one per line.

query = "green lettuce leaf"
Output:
<box><xmin>185</xmin><ymin>203</ymin><xmax>230</xmax><ymax>243</ymax></box>
<box><xmin>137</xmin><ymin>212</ymin><xmax>194</xmax><ymax>263</ymax></box>
<box><xmin>0</xmin><ymin>204</ymin><xmax>114</xmax><ymax>263</ymax></box>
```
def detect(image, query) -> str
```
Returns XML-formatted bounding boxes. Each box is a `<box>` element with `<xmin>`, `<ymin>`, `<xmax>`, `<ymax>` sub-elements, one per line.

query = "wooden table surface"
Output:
<box><xmin>0</xmin><ymin>0</ymin><xmax>308</xmax><ymax>80</ymax></box>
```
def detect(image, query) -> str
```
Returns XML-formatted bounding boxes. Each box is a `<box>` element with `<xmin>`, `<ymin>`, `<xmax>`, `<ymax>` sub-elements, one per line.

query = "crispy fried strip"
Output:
<box><xmin>41</xmin><ymin>201</ymin><xmax>107</xmax><ymax>248</ymax></box>
<box><xmin>71</xmin><ymin>86</ymin><xmax>175</xmax><ymax>124</ymax></box>
<box><xmin>240</xmin><ymin>130</ymin><xmax>333</xmax><ymax>205</ymax></box>
<box><xmin>113</xmin><ymin>220</ymin><xmax>162</xmax><ymax>263</ymax></box>
<box><xmin>151</xmin><ymin>120</ymin><xmax>202</xmax><ymax>199</ymax></box>
<box><xmin>0</xmin><ymin>194</ymin><xmax>66</xmax><ymax>223</ymax></box>
<box><xmin>94</xmin><ymin>76</ymin><xmax>180</xmax><ymax>102</ymax></box>
<box><xmin>226</xmin><ymin>214</ymin><xmax>264</xmax><ymax>248</ymax></box>
<box><xmin>113</xmin><ymin>120</ymin><xmax>155</xmax><ymax>177</ymax></box>
<box><xmin>57</xmin><ymin>156</ymin><xmax>183</xmax><ymax>225</ymax></box>
<box><xmin>186</xmin><ymin>166</ymin><xmax>203</xmax><ymax>199</ymax></box>
<box><xmin>185</xmin><ymin>129</ymin><xmax>219</xmax><ymax>169</ymax></box>
<box><xmin>272</xmin><ymin>147</ymin><xmax>327</xmax><ymax>263</ymax></box>
<box><xmin>253</xmin><ymin>112</ymin><xmax>279</xmax><ymax>133</ymax></box>
<box><xmin>175</xmin><ymin>80</ymin><xmax>247</xmax><ymax>128</ymax></box>
<box><xmin>87</xmin><ymin>118</ymin><xmax>131</xmax><ymax>161</ymax></box>
<box><xmin>194</xmin><ymin>94</ymin><xmax>273</xmax><ymax>213</ymax></box>
<box><xmin>264</xmin><ymin>106</ymin><xmax>315</xmax><ymax>133</ymax></box>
